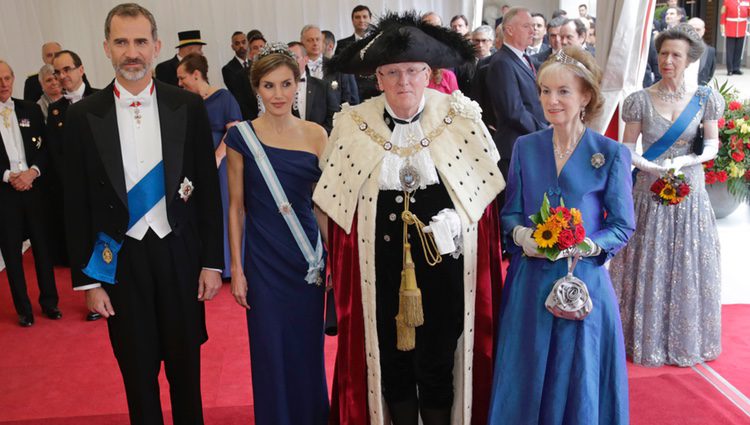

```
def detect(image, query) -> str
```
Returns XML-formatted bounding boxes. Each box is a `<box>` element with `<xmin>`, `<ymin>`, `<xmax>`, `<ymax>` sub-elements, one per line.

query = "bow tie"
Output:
<box><xmin>63</xmin><ymin>92</ymin><xmax>83</xmax><ymax>103</ymax></box>
<box><xmin>113</xmin><ymin>82</ymin><xmax>154</xmax><ymax>109</ymax></box>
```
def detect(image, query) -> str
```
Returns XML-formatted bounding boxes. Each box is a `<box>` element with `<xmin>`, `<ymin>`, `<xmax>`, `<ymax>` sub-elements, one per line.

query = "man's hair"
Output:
<box><xmin>450</xmin><ymin>14</ymin><xmax>469</xmax><ymax>26</ymax></box>
<box><xmin>247</xmin><ymin>29</ymin><xmax>263</xmax><ymax>40</ymax></box>
<box><xmin>104</xmin><ymin>3</ymin><xmax>158</xmax><ymax>41</ymax></box>
<box><xmin>473</xmin><ymin>25</ymin><xmax>495</xmax><ymax>40</ymax></box>
<box><xmin>548</xmin><ymin>16</ymin><xmax>567</xmax><ymax>30</ymax></box>
<box><xmin>531</xmin><ymin>13</ymin><xmax>547</xmax><ymax>25</ymax></box>
<box><xmin>54</xmin><ymin>50</ymin><xmax>83</xmax><ymax>68</ymax></box>
<box><xmin>322</xmin><ymin>30</ymin><xmax>336</xmax><ymax>45</ymax></box>
<box><xmin>564</xmin><ymin>18</ymin><xmax>587</xmax><ymax>37</ymax></box>
<box><xmin>248</xmin><ymin>34</ymin><xmax>267</xmax><ymax>44</ymax></box>
<box><xmin>551</xmin><ymin>9</ymin><xmax>567</xmax><ymax>20</ymax></box>
<box><xmin>0</xmin><ymin>60</ymin><xmax>14</xmax><ymax>77</ymax></box>
<box><xmin>352</xmin><ymin>5</ymin><xmax>371</xmax><ymax>19</ymax></box>
<box><xmin>503</xmin><ymin>7</ymin><xmax>530</xmax><ymax>28</ymax></box>
<box><xmin>287</xmin><ymin>41</ymin><xmax>308</xmax><ymax>57</ymax></box>
<box><xmin>579</xmin><ymin>4</ymin><xmax>588</xmax><ymax>10</ymax></box>
<box><xmin>232</xmin><ymin>31</ymin><xmax>244</xmax><ymax>38</ymax></box>
<box><xmin>300</xmin><ymin>24</ymin><xmax>321</xmax><ymax>39</ymax></box>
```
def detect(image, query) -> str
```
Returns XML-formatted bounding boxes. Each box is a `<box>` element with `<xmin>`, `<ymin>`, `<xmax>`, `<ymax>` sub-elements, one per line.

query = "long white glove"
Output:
<box><xmin>423</xmin><ymin>208</ymin><xmax>463</xmax><ymax>257</ymax></box>
<box><xmin>625</xmin><ymin>142</ymin><xmax>669</xmax><ymax>176</ymax></box>
<box><xmin>667</xmin><ymin>138</ymin><xmax>720</xmax><ymax>172</ymax></box>
<box><xmin>553</xmin><ymin>237</ymin><xmax>602</xmax><ymax>260</ymax></box>
<box><xmin>512</xmin><ymin>226</ymin><xmax>547</xmax><ymax>258</ymax></box>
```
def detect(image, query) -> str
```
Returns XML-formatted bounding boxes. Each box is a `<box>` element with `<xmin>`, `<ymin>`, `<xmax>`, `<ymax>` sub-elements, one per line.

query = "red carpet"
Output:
<box><xmin>1</xmin><ymin>252</ymin><xmax>749</xmax><ymax>424</ymax></box>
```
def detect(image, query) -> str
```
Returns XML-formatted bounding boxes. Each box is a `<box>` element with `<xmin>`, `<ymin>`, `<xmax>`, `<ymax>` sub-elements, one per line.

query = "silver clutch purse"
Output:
<box><xmin>544</xmin><ymin>253</ymin><xmax>593</xmax><ymax>320</ymax></box>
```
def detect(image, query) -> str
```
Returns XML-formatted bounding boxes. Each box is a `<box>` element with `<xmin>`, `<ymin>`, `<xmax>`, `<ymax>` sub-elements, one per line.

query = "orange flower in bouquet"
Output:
<box><xmin>530</xmin><ymin>194</ymin><xmax>591</xmax><ymax>261</ymax></box>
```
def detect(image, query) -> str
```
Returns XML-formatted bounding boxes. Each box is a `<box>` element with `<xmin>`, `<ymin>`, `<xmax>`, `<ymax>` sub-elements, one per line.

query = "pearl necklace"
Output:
<box><xmin>655</xmin><ymin>81</ymin><xmax>686</xmax><ymax>103</ymax></box>
<box><xmin>553</xmin><ymin>127</ymin><xmax>586</xmax><ymax>160</ymax></box>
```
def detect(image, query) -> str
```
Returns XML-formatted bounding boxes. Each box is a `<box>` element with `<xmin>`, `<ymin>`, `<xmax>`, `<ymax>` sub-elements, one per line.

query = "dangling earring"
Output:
<box><xmin>580</xmin><ymin>107</ymin><xmax>586</xmax><ymax>122</ymax></box>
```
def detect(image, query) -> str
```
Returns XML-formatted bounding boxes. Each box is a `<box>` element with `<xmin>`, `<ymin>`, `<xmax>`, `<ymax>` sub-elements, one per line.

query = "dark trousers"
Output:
<box><xmin>104</xmin><ymin>230</ymin><xmax>206</xmax><ymax>425</ymax></box>
<box><xmin>726</xmin><ymin>36</ymin><xmax>745</xmax><ymax>73</ymax></box>
<box><xmin>0</xmin><ymin>187</ymin><xmax>58</xmax><ymax>317</ymax></box>
<box><xmin>375</xmin><ymin>185</ymin><xmax>464</xmax><ymax>409</ymax></box>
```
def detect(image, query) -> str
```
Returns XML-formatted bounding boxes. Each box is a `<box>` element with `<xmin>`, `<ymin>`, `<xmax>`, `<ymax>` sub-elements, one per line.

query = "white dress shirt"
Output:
<box><xmin>296</xmin><ymin>76</ymin><xmax>308</xmax><ymax>120</ymax></box>
<box><xmin>63</xmin><ymin>82</ymin><xmax>87</xmax><ymax>104</ymax></box>
<box><xmin>506</xmin><ymin>43</ymin><xmax>533</xmax><ymax>71</ymax></box>
<box><xmin>0</xmin><ymin>99</ymin><xmax>40</xmax><ymax>182</ymax></box>
<box><xmin>113</xmin><ymin>79</ymin><xmax>172</xmax><ymax>241</ymax></box>
<box><xmin>307</xmin><ymin>56</ymin><xmax>324</xmax><ymax>79</ymax></box>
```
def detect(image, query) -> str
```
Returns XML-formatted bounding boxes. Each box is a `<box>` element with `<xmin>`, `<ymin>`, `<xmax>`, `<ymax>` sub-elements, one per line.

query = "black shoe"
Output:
<box><xmin>86</xmin><ymin>312</ymin><xmax>102</xmax><ymax>321</ymax></box>
<box><xmin>18</xmin><ymin>314</ymin><xmax>34</xmax><ymax>327</ymax></box>
<box><xmin>735</xmin><ymin>70</ymin><xmax>744</xmax><ymax>75</ymax></box>
<box><xmin>42</xmin><ymin>307</ymin><xmax>62</xmax><ymax>320</ymax></box>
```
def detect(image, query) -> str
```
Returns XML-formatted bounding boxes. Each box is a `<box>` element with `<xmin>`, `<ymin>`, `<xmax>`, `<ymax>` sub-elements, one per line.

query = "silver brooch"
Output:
<box><xmin>179</xmin><ymin>177</ymin><xmax>194</xmax><ymax>202</ymax></box>
<box><xmin>358</xmin><ymin>122</ymin><xmax>368</xmax><ymax>131</ymax></box>
<box><xmin>278</xmin><ymin>202</ymin><xmax>293</xmax><ymax>215</ymax></box>
<box><xmin>443</xmin><ymin>116</ymin><xmax>453</xmax><ymax>124</ymax></box>
<box><xmin>330</xmin><ymin>80</ymin><xmax>339</xmax><ymax>90</ymax></box>
<box><xmin>420</xmin><ymin>138</ymin><xmax>430</xmax><ymax>147</ymax></box>
<box><xmin>591</xmin><ymin>153</ymin><xmax>605</xmax><ymax>168</ymax></box>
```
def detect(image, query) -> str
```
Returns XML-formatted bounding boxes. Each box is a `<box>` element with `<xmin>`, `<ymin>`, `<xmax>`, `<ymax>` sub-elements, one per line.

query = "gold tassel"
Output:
<box><xmin>395</xmin><ymin>314</ymin><xmax>416</xmax><ymax>351</ymax></box>
<box><xmin>398</xmin><ymin>243</ymin><xmax>424</xmax><ymax>327</ymax></box>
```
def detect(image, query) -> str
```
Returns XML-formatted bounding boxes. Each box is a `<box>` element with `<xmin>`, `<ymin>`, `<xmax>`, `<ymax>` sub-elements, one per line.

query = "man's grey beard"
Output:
<box><xmin>115</xmin><ymin>63</ymin><xmax>151</xmax><ymax>81</ymax></box>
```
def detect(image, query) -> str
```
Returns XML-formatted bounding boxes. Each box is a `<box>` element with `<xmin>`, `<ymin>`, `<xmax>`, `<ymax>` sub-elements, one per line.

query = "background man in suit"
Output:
<box><xmin>155</xmin><ymin>30</ymin><xmax>206</xmax><ymax>86</ymax></box>
<box><xmin>470</xmin><ymin>25</ymin><xmax>497</xmax><ymax>133</ymax></box>
<box><xmin>0</xmin><ymin>60</ymin><xmax>59</xmax><ymax>327</ymax></box>
<box><xmin>247</xmin><ymin>33</ymin><xmax>266</xmax><ymax>60</ymax></box>
<box><xmin>301</xmin><ymin>24</ymin><xmax>359</xmax><ymax>105</ymax></box>
<box><xmin>532</xmin><ymin>16</ymin><xmax>565</xmax><ymax>66</ymax></box>
<box><xmin>221</xmin><ymin>31</ymin><xmax>248</xmax><ymax>100</ymax></box>
<box><xmin>287</xmin><ymin>42</ymin><xmax>339</xmax><ymax>132</ymax></box>
<box><xmin>336</xmin><ymin>5</ymin><xmax>379</xmax><ymax>101</ymax></box>
<box><xmin>47</xmin><ymin>51</ymin><xmax>100</xmax><ymax>318</ymax></box>
<box><xmin>488</xmin><ymin>6</ymin><xmax>548</xmax><ymax>179</ymax></box>
<box><xmin>560</xmin><ymin>18</ymin><xmax>588</xmax><ymax>49</ymax></box>
<box><xmin>23</xmin><ymin>42</ymin><xmax>62</xmax><ymax>102</ymax></box>
<box><xmin>527</xmin><ymin>13</ymin><xmax>548</xmax><ymax>55</ymax></box>
<box><xmin>64</xmin><ymin>4</ymin><xmax>223</xmax><ymax>423</ymax></box>
<box><xmin>322</xmin><ymin>30</ymin><xmax>336</xmax><ymax>58</ymax></box>
<box><xmin>689</xmin><ymin>17</ymin><xmax>717</xmax><ymax>86</ymax></box>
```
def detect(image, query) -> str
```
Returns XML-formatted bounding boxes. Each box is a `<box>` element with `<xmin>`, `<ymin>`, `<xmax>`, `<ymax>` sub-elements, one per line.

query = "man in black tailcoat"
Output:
<box><xmin>0</xmin><ymin>60</ymin><xmax>59</xmax><ymax>327</ymax></box>
<box><xmin>64</xmin><ymin>4</ymin><xmax>222</xmax><ymax>424</ymax></box>
<box><xmin>155</xmin><ymin>30</ymin><xmax>206</xmax><ymax>86</ymax></box>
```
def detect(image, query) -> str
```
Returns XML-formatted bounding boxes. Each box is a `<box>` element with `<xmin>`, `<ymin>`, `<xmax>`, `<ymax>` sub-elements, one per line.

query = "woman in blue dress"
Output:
<box><xmin>487</xmin><ymin>47</ymin><xmax>635</xmax><ymax>424</ymax></box>
<box><xmin>224</xmin><ymin>43</ymin><xmax>329</xmax><ymax>425</ymax></box>
<box><xmin>177</xmin><ymin>53</ymin><xmax>242</xmax><ymax>278</ymax></box>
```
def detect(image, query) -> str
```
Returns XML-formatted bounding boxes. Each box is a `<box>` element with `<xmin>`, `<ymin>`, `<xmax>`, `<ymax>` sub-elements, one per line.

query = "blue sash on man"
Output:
<box><xmin>632</xmin><ymin>88</ymin><xmax>706</xmax><ymax>183</ymax></box>
<box><xmin>82</xmin><ymin>162</ymin><xmax>166</xmax><ymax>284</ymax></box>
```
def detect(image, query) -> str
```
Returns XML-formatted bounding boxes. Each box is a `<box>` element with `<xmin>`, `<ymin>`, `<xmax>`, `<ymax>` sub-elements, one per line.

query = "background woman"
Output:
<box><xmin>609</xmin><ymin>24</ymin><xmax>724</xmax><ymax>367</ymax></box>
<box><xmin>224</xmin><ymin>43</ymin><xmax>329</xmax><ymax>425</ymax></box>
<box><xmin>427</xmin><ymin>67</ymin><xmax>459</xmax><ymax>94</ymax></box>
<box><xmin>177</xmin><ymin>53</ymin><xmax>241</xmax><ymax>278</ymax></box>
<box><xmin>488</xmin><ymin>46</ymin><xmax>635</xmax><ymax>424</ymax></box>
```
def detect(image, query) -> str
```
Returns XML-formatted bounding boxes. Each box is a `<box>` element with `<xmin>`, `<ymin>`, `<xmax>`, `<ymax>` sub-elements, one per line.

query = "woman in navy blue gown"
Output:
<box><xmin>177</xmin><ymin>53</ymin><xmax>242</xmax><ymax>278</ymax></box>
<box><xmin>487</xmin><ymin>47</ymin><xmax>635</xmax><ymax>424</ymax></box>
<box><xmin>224</xmin><ymin>44</ymin><xmax>329</xmax><ymax>425</ymax></box>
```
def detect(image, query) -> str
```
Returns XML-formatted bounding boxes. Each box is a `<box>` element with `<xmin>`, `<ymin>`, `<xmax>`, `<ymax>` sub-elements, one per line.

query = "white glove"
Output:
<box><xmin>625</xmin><ymin>143</ymin><xmax>669</xmax><ymax>176</ymax></box>
<box><xmin>512</xmin><ymin>226</ymin><xmax>547</xmax><ymax>258</ymax></box>
<box><xmin>423</xmin><ymin>208</ymin><xmax>462</xmax><ymax>256</ymax></box>
<box><xmin>667</xmin><ymin>138</ymin><xmax>720</xmax><ymax>172</ymax></box>
<box><xmin>552</xmin><ymin>237</ymin><xmax>602</xmax><ymax>260</ymax></box>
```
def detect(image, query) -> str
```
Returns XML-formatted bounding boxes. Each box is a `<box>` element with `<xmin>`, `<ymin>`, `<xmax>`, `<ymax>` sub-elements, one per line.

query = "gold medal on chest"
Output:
<box><xmin>102</xmin><ymin>244</ymin><xmax>113</xmax><ymax>264</ymax></box>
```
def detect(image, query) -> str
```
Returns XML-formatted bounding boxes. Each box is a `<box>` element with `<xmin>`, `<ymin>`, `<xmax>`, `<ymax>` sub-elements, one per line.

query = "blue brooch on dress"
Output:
<box><xmin>591</xmin><ymin>153</ymin><xmax>605</xmax><ymax>169</ymax></box>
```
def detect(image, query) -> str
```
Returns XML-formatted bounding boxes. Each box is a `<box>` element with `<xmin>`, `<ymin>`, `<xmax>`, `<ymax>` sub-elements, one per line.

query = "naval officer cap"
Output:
<box><xmin>326</xmin><ymin>11</ymin><xmax>476</xmax><ymax>75</ymax></box>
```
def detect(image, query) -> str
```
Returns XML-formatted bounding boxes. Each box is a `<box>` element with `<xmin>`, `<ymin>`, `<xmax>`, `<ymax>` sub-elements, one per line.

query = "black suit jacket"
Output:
<box><xmin>46</xmin><ymin>84</ymin><xmax>99</xmax><ymax>181</ymax></box>
<box><xmin>155</xmin><ymin>55</ymin><xmax>180</xmax><ymax>86</ymax></box>
<box><xmin>24</xmin><ymin>74</ymin><xmax>43</xmax><ymax>102</ymax></box>
<box><xmin>488</xmin><ymin>45</ymin><xmax>547</xmax><ymax>163</ymax></box>
<box><xmin>63</xmin><ymin>81</ymin><xmax>223</xmax><ymax>287</ymax></box>
<box><xmin>312</xmin><ymin>58</ymin><xmax>360</xmax><ymax>106</ymax></box>
<box><xmin>0</xmin><ymin>99</ymin><xmax>48</xmax><ymax>190</ymax></box>
<box><xmin>335</xmin><ymin>35</ymin><xmax>356</xmax><ymax>56</ymax></box>
<box><xmin>699</xmin><ymin>45</ymin><xmax>716</xmax><ymax>86</ymax></box>
<box><xmin>531</xmin><ymin>46</ymin><xmax>553</xmax><ymax>69</ymax></box>
<box><xmin>303</xmin><ymin>74</ymin><xmax>339</xmax><ymax>133</ymax></box>
<box><xmin>469</xmin><ymin>55</ymin><xmax>496</xmax><ymax>134</ymax></box>
<box><xmin>221</xmin><ymin>57</ymin><xmax>245</xmax><ymax>98</ymax></box>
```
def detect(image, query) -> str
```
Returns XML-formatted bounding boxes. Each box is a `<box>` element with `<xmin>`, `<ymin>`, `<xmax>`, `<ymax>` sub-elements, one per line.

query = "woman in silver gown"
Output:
<box><xmin>609</xmin><ymin>24</ymin><xmax>725</xmax><ymax>367</ymax></box>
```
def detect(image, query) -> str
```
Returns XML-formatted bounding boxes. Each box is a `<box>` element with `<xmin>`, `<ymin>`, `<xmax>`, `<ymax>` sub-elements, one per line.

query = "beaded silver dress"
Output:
<box><xmin>609</xmin><ymin>87</ymin><xmax>725</xmax><ymax>367</ymax></box>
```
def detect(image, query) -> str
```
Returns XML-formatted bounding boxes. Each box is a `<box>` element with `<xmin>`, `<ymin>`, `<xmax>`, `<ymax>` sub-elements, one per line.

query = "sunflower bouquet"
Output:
<box><xmin>530</xmin><ymin>194</ymin><xmax>591</xmax><ymax>261</ymax></box>
<box><xmin>650</xmin><ymin>169</ymin><xmax>690</xmax><ymax>206</ymax></box>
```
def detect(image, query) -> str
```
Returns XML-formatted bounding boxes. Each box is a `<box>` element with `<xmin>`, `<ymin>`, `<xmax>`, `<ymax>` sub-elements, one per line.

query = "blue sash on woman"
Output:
<box><xmin>236</xmin><ymin>122</ymin><xmax>325</xmax><ymax>285</ymax></box>
<box><xmin>632</xmin><ymin>89</ymin><xmax>706</xmax><ymax>182</ymax></box>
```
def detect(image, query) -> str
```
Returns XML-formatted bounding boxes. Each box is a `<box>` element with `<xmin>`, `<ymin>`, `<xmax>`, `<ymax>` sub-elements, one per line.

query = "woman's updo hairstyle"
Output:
<box><xmin>537</xmin><ymin>45</ymin><xmax>604</xmax><ymax>124</ymax></box>
<box><xmin>179</xmin><ymin>52</ymin><xmax>209</xmax><ymax>83</ymax></box>
<box><xmin>655</xmin><ymin>23</ymin><xmax>705</xmax><ymax>64</ymax></box>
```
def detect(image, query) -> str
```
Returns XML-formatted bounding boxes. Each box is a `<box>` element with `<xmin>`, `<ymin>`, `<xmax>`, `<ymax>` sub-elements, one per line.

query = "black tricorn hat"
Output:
<box><xmin>175</xmin><ymin>30</ymin><xmax>207</xmax><ymax>48</ymax></box>
<box><xmin>326</xmin><ymin>11</ymin><xmax>476</xmax><ymax>75</ymax></box>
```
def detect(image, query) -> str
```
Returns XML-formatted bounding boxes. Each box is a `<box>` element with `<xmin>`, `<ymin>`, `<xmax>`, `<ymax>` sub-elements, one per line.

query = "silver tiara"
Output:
<box><xmin>554</xmin><ymin>50</ymin><xmax>587</xmax><ymax>71</ymax></box>
<box><xmin>257</xmin><ymin>42</ymin><xmax>297</xmax><ymax>61</ymax></box>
